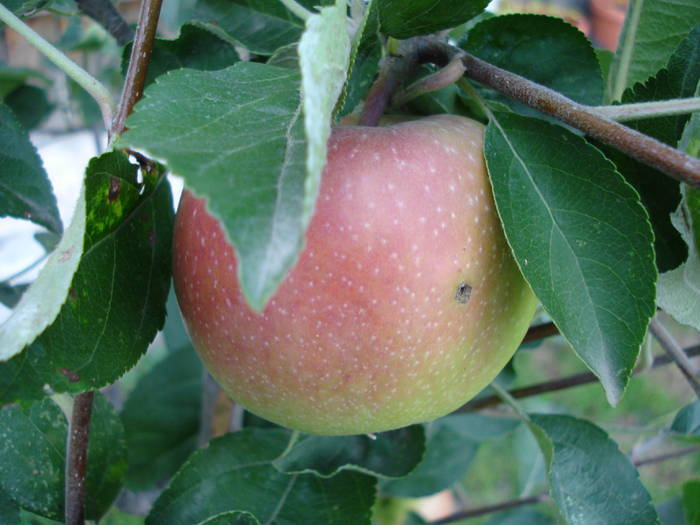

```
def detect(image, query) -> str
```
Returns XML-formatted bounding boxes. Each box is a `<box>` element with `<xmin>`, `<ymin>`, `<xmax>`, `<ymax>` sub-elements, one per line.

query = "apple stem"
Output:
<box><xmin>110</xmin><ymin>0</ymin><xmax>164</xmax><ymax>140</ymax></box>
<box><xmin>65</xmin><ymin>391</ymin><xmax>95</xmax><ymax>525</ymax></box>
<box><xmin>359</xmin><ymin>38</ymin><xmax>428</xmax><ymax>126</ymax></box>
<box><xmin>390</xmin><ymin>54</ymin><xmax>466</xmax><ymax>109</ymax></box>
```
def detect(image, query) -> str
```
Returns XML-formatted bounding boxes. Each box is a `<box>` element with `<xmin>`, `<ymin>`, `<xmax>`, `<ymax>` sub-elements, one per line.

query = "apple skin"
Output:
<box><xmin>173</xmin><ymin>114</ymin><xmax>536</xmax><ymax>435</ymax></box>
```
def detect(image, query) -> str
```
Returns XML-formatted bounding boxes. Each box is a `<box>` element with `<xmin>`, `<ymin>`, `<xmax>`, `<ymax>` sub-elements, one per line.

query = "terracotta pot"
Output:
<box><xmin>590</xmin><ymin>0</ymin><xmax>627</xmax><ymax>50</ymax></box>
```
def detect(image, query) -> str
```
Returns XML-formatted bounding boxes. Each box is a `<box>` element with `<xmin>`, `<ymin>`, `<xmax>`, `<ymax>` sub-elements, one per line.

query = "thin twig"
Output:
<box><xmin>431</xmin><ymin>446</ymin><xmax>700</xmax><ymax>523</ymax></box>
<box><xmin>596</xmin><ymin>97</ymin><xmax>700</xmax><ymax>122</ymax></box>
<box><xmin>459</xmin><ymin>344</ymin><xmax>700</xmax><ymax>412</ymax></box>
<box><xmin>110</xmin><ymin>0</ymin><xmax>164</xmax><ymax>138</ymax></box>
<box><xmin>522</xmin><ymin>322</ymin><xmax>558</xmax><ymax>343</ymax></box>
<box><xmin>65</xmin><ymin>391</ymin><xmax>95</xmax><ymax>525</ymax></box>
<box><xmin>75</xmin><ymin>0</ymin><xmax>133</xmax><ymax>45</ymax></box>
<box><xmin>457</xmin><ymin>52</ymin><xmax>700</xmax><ymax>188</ymax></box>
<box><xmin>407</xmin><ymin>39</ymin><xmax>700</xmax><ymax>188</ymax></box>
<box><xmin>0</xmin><ymin>2</ymin><xmax>114</xmax><ymax>129</ymax></box>
<box><xmin>649</xmin><ymin>318</ymin><xmax>700</xmax><ymax>398</ymax></box>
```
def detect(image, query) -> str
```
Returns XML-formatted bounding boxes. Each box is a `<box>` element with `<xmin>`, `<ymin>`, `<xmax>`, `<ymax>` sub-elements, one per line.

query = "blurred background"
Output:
<box><xmin>2</xmin><ymin>0</ymin><xmax>698</xmax><ymax>523</ymax></box>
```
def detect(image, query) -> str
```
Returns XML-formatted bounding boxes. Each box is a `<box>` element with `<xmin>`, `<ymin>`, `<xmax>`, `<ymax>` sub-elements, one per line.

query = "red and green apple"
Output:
<box><xmin>173</xmin><ymin>114</ymin><xmax>536</xmax><ymax>435</ymax></box>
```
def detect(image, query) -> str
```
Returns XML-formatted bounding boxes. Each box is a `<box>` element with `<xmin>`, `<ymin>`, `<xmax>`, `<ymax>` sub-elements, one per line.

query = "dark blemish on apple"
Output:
<box><xmin>455</xmin><ymin>282</ymin><xmax>472</xmax><ymax>304</ymax></box>
<box><xmin>60</xmin><ymin>368</ymin><xmax>80</xmax><ymax>382</ymax></box>
<box><xmin>108</xmin><ymin>176</ymin><xmax>121</xmax><ymax>203</ymax></box>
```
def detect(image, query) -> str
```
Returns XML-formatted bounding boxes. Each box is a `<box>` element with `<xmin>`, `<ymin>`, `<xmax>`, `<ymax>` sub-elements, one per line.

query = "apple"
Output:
<box><xmin>173</xmin><ymin>114</ymin><xmax>537</xmax><ymax>435</ymax></box>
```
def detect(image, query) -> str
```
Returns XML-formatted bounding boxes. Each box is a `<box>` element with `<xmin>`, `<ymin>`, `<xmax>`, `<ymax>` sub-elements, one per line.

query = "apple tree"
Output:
<box><xmin>0</xmin><ymin>0</ymin><xmax>699</xmax><ymax>523</ymax></box>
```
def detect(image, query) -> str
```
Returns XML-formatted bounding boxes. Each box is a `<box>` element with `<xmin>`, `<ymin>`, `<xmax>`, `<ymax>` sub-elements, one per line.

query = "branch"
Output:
<box><xmin>431</xmin><ymin>446</ymin><xmax>700</xmax><ymax>523</ymax></box>
<box><xmin>110</xmin><ymin>0</ymin><xmax>163</xmax><ymax>138</ymax></box>
<box><xmin>459</xmin><ymin>344</ymin><xmax>700</xmax><ymax>412</ymax></box>
<box><xmin>459</xmin><ymin>52</ymin><xmax>700</xmax><ymax>188</ymax></box>
<box><xmin>65</xmin><ymin>391</ymin><xmax>95</xmax><ymax>525</ymax></box>
<box><xmin>407</xmin><ymin>39</ymin><xmax>700</xmax><ymax>188</ymax></box>
<box><xmin>75</xmin><ymin>0</ymin><xmax>133</xmax><ymax>46</ymax></box>
<box><xmin>649</xmin><ymin>318</ymin><xmax>700</xmax><ymax>398</ymax></box>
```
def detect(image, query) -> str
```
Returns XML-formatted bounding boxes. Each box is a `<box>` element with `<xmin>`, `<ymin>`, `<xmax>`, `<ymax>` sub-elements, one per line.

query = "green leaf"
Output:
<box><xmin>0</xmin><ymin>393</ymin><xmax>127</xmax><ymax>521</ymax></box>
<box><xmin>267</xmin><ymin>43</ymin><xmax>300</xmax><ymax>69</ymax></box>
<box><xmin>463</xmin><ymin>14</ymin><xmax>603</xmax><ymax>106</ymax></box>
<box><xmin>377</xmin><ymin>0</ymin><xmax>489</xmax><ymax>39</ymax></box>
<box><xmin>335</xmin><ymin>0</ymin><xmax>381</xmax><ymax>118</ymax></box>
<box><xmin>682</xmin><ymin>480</ymin><xmax>700</xmax><ymax>525</ymax></box>
<box><xmin>530</xmin><ymin>414</ymin><xmax>659</xmax><ymax>525</ymax></box>
<box><xmin>146</xmin><ymin>428</ymin><xmax>376</xmax><ymax>524</ymax></box>
<box><xmin>120</xmin><ymin>63</ymin><xmax>307</xmax><ymax>312</ymax></box>
<box><xmin>275</xmin><ymin>425</ymin><xmax>425</xmax><ymax>478</ymax></box>
<box><xmin>121</xmin><ymin>345</ymin><xmax>202</xmax><ymax>490</ymax></box>
<box><xmin>0</xmin><ymin>104</ymin><xmax>61</xmax><ymax>233</ymax></box>
<box><xmin>670</xmin><ymin>401</ymin><xmax>700</xmax><ymax>438</ymax></box>
<box><xmin>658</xmin><ymin>95</ymin><xmax>700</xmax><ymax>329</ymax></box>
<box><xmin>622</xmin><ymin>25</ymin><xmax>700</xmax><ymax>146</ymax></box>
<box><xmin>485</xmin><ymin>112</ymin><xmax>656</xmax><ymax>405</ymax></box>
<box><xmin>5</xmin><ymin>85</ymin><xmax>52</xmax><ymax>131</ymax></box>
<box><xmin>298</xmin><ymin>0</ymin><xmax>351</xmax><ymax>236</ymax></box>
<box><xmin>194</xmin><ymin>0</ymin><xmax>306</xmax><ymax>55</ymax></box>
<box><xmin>122</xmin><ymin>23</ymin><xmax>240</xmax><ymax>89</ymax></box>
<box><xmin>0</xmin><ymin>152</ymin><xmax>173</xmax><ymax>401</ymax></box>
<box><xmin>0</xmin><ymin>182</ymin><xmax>83</xmax><ymax>364</ymax></box>
<box><xmin>610</xmin><ymin>3</ymin><xmax>700</xmax><ymax>100</ymax></box>
<box><xmin>381</xmin><ymin>414</ymin><xmax>519</xmax><ymax>497</ymax></box>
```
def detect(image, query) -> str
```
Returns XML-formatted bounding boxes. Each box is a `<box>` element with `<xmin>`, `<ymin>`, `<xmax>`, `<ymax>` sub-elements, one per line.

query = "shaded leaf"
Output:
<box><xmin>194</xmin><ymin>0</ymin><xmax>307</xmax><ymax>55</ymax></box>
<box><xmin>0</xmin><ymin>393</ymin><xmax>127</xmax><ymax>521</ymax></box>
<box><xmin>531</xmin><ymin>414</ymin><xmax>658</xmax><ymax>525</ymax></box>
<box><xmin>120</xmin><ymin>63</ymin><xmax>307</xmax><ymax>312</ymax></box>
<box><xmin>610</xmin><ymin>4</ymin><xmax>700</xmax><ymax>99</ymax></box>
<box><xmin>122</xmin><ymin>23</ymin><xmax>240</xmax><ymax>89</ymax></box>
<box><xmin>0</xmin><ymin>152</ymin><xmax>173</xmax><ymax>401</ymax></box>
<box><xmin>381</xmin><ymin>414</ymin><xmax>519</xmax><ymax>497</ymax></box>
<box><xmin>463</xmin><ymin>14</ymin><xmax>603</xmax><ymax>107</ymax></box>
<box><xmin>377</xmin><ymin>0</ymin><xmax>489</xmax><ymax>39</ymax></box>
<box><xmin>485</xmin><ymin>112</ymin><xmax>656</xmax><ymax>404</ymax></box>
<box><xmin>670</xmin><ymin>401</ymin><xmax>700</xmax><ymax>439</ymax></box>
<box><xmin>5</xmin><ymin>85</ymin><xmax>52</xmax><ymax>131</ymax></box>
<box><xmin>0</xmin><ymin>283</ymin><xmax>29</xmax><ymax>309</ymax></box>
<box><xmin>121</xmin><ymin>345</ymin><xmax>202</xmax><ymax>490</ymax></box>
<box><xmin>0</xmin><ymin>489</ymin><xmax>20</xmax><ymax>525</ymax></box>
<box><xmin>0</xmin><ymin>104</ymin><xmax>61</xmax><ymax>233</ymax></box>
<box><xmin>147</xmin><ymin>428</ymin><xmax>376</xmax><ymax>524</ymax></box>
<box><xmin>275</xmin><ymin>425</ymin><xmax>425</xmax><ymax>478</ymax></box>
<box><xmin>335</xmin><ymin>0</ymin><xmax>381</xmax><ymax>118</ymax></box>
<box><xmin>198</xmin><ymin>511</ymin><xmax>260</xmax><ymax>525</ymax></box>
